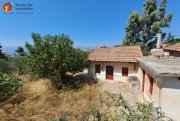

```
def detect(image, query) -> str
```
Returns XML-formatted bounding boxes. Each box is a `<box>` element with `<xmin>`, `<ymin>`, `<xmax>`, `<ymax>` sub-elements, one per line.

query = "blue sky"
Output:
<box><xmin>0</xmin><ymin>0</ymin><xmax>180</xmax><ymax>49</ymax></box>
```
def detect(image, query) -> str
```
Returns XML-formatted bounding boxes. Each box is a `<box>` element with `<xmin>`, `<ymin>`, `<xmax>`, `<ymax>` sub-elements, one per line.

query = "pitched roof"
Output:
<box><xmin>88</xmin><ymin>46</ymin><xmax>143</xmax><ymax>62</ymax></box>
<box><xmin>163</xmin><ymin>43</ymin><xmax>180</xmax><ymax>52</ymax></box>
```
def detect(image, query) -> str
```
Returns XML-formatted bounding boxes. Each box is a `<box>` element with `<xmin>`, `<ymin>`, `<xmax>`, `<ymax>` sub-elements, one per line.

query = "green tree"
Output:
<box><xmin>165</xmin><ymin>32</ymin><xmax>174</xmax><ymax>42</ymax></box>
<box><xmin>164</xmin><ymin>38</ymin><xmax>180</xmax><ymax>45</ymax></box>
<box><xmin>0</xmin><ymin>43</ymin><xmax>5</xmax><ymax>59</ymax></box>
<box><xmin>25</xmin><ymin>33</ymin><xmax>88</xmax><ymax>89</ymax></box>
<box><xmin>16</xmin><ymin>47</ymin><xmax>26</xmax><ymax>56</ymax></box>
<box><xmin>122</xmin><ymin>11</ymin><xmax>141</xmax><ymax>46</ymax></box>
<box><xmin>122</xmin><ymin>0</ymin><xmax>173</xmax><ymax>55</ymax></box>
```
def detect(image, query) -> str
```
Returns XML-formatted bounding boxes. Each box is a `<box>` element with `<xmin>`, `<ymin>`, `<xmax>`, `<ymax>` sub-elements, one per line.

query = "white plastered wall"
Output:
<box><xmin>161</xmin><ymin>77</ymin><xmax>180</xmax><ymax>121</ymax></box>
<box><xmin>88</xmin><ymin>61</ymin><xmax>137</xmax><ymax>81</ymax></box>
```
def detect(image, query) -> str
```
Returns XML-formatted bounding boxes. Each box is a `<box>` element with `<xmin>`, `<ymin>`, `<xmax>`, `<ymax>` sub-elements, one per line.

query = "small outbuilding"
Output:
<box><xmin>138</xmin><ymin>57</ymin><xmax>180</xmax><ymax>120</ymax></box>
<box><xmin>88</xmin><ymin>46</ymin><xmax>143</xmax><ymax>81</ymax></box>
<box><xmin>163</xmin><ymin>43</ymin><xmax>180</xmax><ymax>57</ymax></box>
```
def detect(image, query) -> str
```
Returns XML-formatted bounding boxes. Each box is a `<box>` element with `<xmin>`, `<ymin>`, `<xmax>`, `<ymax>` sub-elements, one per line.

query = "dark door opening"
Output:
<box><xmin>106</xmin><ymin>66</ymin><xmax>113</xmax><ymax>80</ymax></box>
<box><xmin>142</xmin><ymin>70</ymin><xmax>145</xmax><ymax>92</ymax></box>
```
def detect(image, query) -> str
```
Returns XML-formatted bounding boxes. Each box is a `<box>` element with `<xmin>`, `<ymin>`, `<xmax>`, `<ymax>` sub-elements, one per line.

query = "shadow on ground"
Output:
<box><xmin>63</xmin><ymin>73</ymin><xmax>97</xmax><ymax>90</ymax></box>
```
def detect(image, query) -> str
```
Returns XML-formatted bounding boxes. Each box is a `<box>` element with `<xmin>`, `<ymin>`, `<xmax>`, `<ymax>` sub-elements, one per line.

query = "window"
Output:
<box><xmin>122</xmin><ymin>67</ymin><xmax>128</xmax><ymax>76</ymax></box>
<box><xmin>95</xmin><ymin>64</ymin><xmax>100</xmax><ymax>73</ymax></box>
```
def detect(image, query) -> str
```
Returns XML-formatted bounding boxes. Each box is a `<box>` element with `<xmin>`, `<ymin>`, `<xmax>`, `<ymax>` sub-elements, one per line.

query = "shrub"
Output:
<box><xmin>25</xmin><ymin>33</ymin><xmax>88</xmax><ymax>89</ymax></box>
<box><xmin>8</xmin><ymin>56</ymin><xmax>29</xmax><ymax>75</ymax></box>
<box><xmin>0</xmin><ymin>56</ymin><xmax>29</xmax><ymax>75</ymax></box>
<box><xmin>0</xmin><ymin>72</ymin><xmax>23</xmax><ymax>102</ymax></box>
<box><xmin>0</xmin><ymin>59</ymin><xmax>12</xmax><ymax>74</ymax></box>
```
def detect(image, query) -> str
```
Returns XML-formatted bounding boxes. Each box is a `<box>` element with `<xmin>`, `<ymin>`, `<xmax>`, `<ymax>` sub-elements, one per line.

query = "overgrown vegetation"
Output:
<box><xmin>0</xmin><ymin>56</ymin><xmax>28</xmax><ymax>75</ymax></box>
<box><xmin>0</xmin><ymin>43</ymin><xmax>6</xmax><ymax>59</ymax></box>
<box><xmin>0</xmin><ymin>75</ymin><xmax>99</xmax><ymax>121</ymax></box>
<box><xmin>0</xmin><ymin>74</ymin><xmax>172</xmax><ymax>121</ymax></box>
<box><xmin>0</xmin><ymin>44</ymin><xmax>26</xmax><ymax>102</ymax></box>
<box><xmin>25</xmin><ymin>33</ymin><xmax>88</xmax><ymax>89</ymax></box>
<box><xmin>164</xmin><ymin>33</ymin><xmax>180</xmax><ymax>45</ymax></box>
<box><xmin>53</xmin><ymin>92</ymin><xmax>172</xmax><ymax>121</ymax></box>
<box><xmin>0</xmin><ymin>72</ymin><xmax>23</xmax><ymax>102</ymax></box>
<box><xmin>15</xmin><ymin>46</ymin><xmax>27</xmax><ymax>56</ymax></box>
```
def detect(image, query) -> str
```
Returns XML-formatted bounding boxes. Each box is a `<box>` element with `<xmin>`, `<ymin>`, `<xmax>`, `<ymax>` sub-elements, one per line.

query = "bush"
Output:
<box><xmin>25</xmin><ymin>33</ymin><xmax>88</xmax><ymax>89</ymax></box>
<box><xmin>0</xmin><ymin>57</ymin><xmax>29</xmax><ymax>75</ymax></box>
<box><xmin>0</xmin><ymin>72</ymin><xmax>23</xmax><ymax>102</ymax></box>
<box><xmin>8</xmin><ymin>56</ymin><xmax>29</xmax><ymax>75</ymax></box>
<box><xmin>0</xmin><ymin>59</ymin><xmax>12</xmax><ymax>74</ymax></box>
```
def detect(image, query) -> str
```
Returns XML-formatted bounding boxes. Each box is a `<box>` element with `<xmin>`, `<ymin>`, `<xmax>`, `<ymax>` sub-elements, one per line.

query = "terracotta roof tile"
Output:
<box><xmin>88</xmin><ymin>46</ymin><xmax>143</xmax><ymax>62</ymax></box>
<box><xmin>163</xmin><ymin>43</ymin><xmax>180</xmax><ymax>52</ymax></box>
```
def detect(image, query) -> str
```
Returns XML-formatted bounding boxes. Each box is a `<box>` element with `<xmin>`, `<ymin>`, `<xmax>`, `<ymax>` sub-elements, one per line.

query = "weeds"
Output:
<box><xmin>55</xmin><ymin>92</ymin><xmax>173</xmax><ymax>121</ymax></box>
<box><xmin>0</xmin><ymin>72</ymin><xmax>23</xmax><ymax>102</ymax></box>
<box><xmin>0</xmin><ymin>75</ymin><xmax>100</xmax><ymax>121</ymax></box>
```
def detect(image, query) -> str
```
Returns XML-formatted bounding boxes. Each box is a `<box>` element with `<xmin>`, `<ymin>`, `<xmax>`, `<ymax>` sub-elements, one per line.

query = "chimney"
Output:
<box><xmin>157</xmin><ymin>30</ymin><xmax>162</xmax><ymax>49</ymax></box>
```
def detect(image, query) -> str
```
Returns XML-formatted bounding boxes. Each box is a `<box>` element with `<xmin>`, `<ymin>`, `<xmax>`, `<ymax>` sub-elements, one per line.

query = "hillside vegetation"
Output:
<box><xmin>163</xmin><ymin>38</ymin><xmax>180</xmax><ymax>45</ymax></box>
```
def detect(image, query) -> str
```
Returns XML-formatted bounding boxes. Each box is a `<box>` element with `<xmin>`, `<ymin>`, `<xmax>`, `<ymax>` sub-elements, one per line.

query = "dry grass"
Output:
<box><xmin>0</xmin><ymin>75</ymin><xmax>100</xmax><ymax>121</ymax></box>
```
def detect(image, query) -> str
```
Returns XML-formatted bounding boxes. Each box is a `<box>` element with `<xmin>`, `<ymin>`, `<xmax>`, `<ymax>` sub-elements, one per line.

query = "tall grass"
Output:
<box><xmin>0</xmin><ymin>75</ymin><xmax>100</xmax><ymax>121</ymax></box>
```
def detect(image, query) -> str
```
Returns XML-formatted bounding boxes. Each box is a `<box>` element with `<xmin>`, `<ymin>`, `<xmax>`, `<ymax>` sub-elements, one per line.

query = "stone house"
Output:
<box><xmin>88</xmin><ymin>46</ymin><xmax>143</xmax><ymax>81</ymax></box>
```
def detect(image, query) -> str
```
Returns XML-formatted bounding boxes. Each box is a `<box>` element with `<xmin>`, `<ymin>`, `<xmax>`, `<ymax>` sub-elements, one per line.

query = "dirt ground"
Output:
<box><xmin>99</xmin><ymin>79</ymin><xmax>145</xmax><ymax>106</ymax></box>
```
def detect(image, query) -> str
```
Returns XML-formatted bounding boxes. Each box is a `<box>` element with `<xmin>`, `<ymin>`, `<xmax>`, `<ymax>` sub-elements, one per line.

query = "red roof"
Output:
<box><xmin>88</xmin><ymin>46</ymin><xmax>143</xmax><ymax>62</ymax></box>
<box><xmin>163</xmin><ymin>43</ymin><xmax>180</xmax><ymax>52</ymax></box>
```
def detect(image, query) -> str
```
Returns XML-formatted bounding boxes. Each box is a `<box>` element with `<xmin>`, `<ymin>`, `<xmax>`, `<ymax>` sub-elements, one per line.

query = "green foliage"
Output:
<box><xmin>25</xmin><ymin>33</ymin><xmax>88</xmax><ymax>89</ymax></box>
<box><xmin>15</xmin><ymin>46</ymin><xmax>26</xmax><ymax>56</ymax></box>
<box><xmin>114</xmin><ymin>44</ymin><xmax>121</xmax><ymax>47</ymax></box>
<box><xmin>9</xmin><ymin>56</ymin><xmax>29</xmax><ymax>75</ymax></box>
<box><xmin>0</xmin><ymin>56</ymin><xmax>29</xmax><ymax>75</ymax></box>
<box><xmin>164</xmin><ymin>38</ymin><xmax>180</xmax><ymax>45</ymax></box>
<box><xmin>0</xmin><ymin>59</ymin><xmax>12</xmax><ymax>74</ymax></box>
<box><xmin>165</xmin><ymin>32</ymin><xmax>174</xmax><ymax>42</ymax></box>
<box><xmin>69</xmin><ymin>48</ymin><xmax>89</xmax><ymax>73</ymax></box>
<box><xmin>164</xmin><ymin>32</ymin><xmax>180</xmax><ymax>45</ymax></box>
<box><xmin>0</xmin><ymin>43</ymin><xmax>6</xmax><ymax>59</ymax></box>
<box><xmin>122</xmin><ymin>0</ymin><xmax>173</xmax><ymax>55</ymax></box>
<box><xmin>0</xmin><ymin>72</ymin><xmax>23</xmax><ymax>101</ymax></box>
<box><xmin>138</xmin><ymin>42</ymin><xmax>150</xmax><ymax>56</ymax></box>
<box><xmin>122</xmin><ymin>11</ymin><xmax>141</xmax><ymax>46</ymax></box>
<box><xmin>51</xmin><ymin>113</ymin><xmax>71</xmax><ymax>121</ymax></box>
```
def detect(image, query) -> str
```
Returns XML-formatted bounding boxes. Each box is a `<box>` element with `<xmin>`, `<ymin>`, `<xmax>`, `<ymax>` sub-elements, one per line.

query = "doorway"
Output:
<box><xmin>106</xmin><ymin>66</ymin><xmax>113</xmax><ymax>80</ymax></box>
<box><xmin>142</xmin><ymin>70</ymin><xmax>145</xmax><ymax>92</ymax></box>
